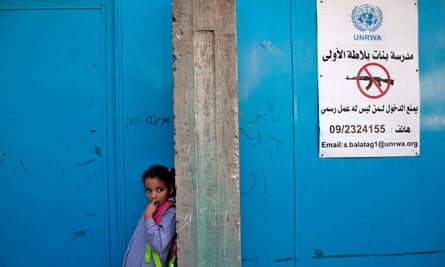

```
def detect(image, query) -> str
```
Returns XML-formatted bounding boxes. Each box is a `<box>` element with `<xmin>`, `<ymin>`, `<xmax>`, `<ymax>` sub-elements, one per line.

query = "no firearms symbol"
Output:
<box><xmin>346</xmin><ymin>62</ymin><xmax>394</xmax><ymax>99</ymax></box>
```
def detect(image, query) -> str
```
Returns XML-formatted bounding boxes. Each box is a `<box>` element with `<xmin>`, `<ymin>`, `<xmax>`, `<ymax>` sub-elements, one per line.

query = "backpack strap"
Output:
<box><xmin>167</xmin><ymin>237</ymin><xmax>177</xmax><ymax>267</ymax></box>
<box><xmin>145</xmin><ymin>200</ymin><xmax>176</xmax><ymax>266</ymax></box>
<box><xmin>153</xmin><ymin>200</ymin><xmax>176</xmax><ymax>225</ymax></box>
<box><xmin>145</xmin><ymin>245</ymin><xmax>162</xmax><ymax>267</ymax></box>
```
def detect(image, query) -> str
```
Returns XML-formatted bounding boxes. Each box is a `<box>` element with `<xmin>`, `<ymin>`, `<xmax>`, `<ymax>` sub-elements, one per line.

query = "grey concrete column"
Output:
<box><xmin>172</xmin><ymin>0</ymin><xmax>240</xmax><ymax>266</ymax></box>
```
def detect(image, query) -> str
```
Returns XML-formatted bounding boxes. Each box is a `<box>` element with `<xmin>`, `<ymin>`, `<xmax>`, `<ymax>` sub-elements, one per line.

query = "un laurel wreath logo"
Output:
<box><xmin>351</xmin><ymin>4</ymin><xmax>383</xmax><ymax>32</ymax></box>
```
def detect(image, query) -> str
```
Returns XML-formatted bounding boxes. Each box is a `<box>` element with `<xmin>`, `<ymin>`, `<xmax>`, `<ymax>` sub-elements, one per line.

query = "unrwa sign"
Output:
<box><xmin>317</xmin><ymin>0</ymin><xmax>420</xmax><ymax>158</ymax></box>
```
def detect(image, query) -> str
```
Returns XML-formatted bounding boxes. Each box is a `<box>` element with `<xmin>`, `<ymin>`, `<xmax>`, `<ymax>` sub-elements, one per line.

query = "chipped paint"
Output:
<box><xmin>261</xmin><ymin>40</ymin><xmax>285</xmax><ymax>56</ymax></box>
<box><xmin>242</xmin><ymin>257</ymin><xmax>297</xmax><ymax>264</ymax></box>
<box><xmin>74</xmin><ymin>159</ymin><xmax>96</xmax><ymax>168</ymax></box>
<box><xmin>72</xmin><ymin>230</ymin><xmax>87</xmax><ymax>240</ymax></box>
<box><xmin>422</xmin><ymin>115</ymin><xmax>445</xmax><ymax>131</ymax></box>
<box><xmin>18</xmin><ymin>159</ymin><xmax>27</xmax><ymax>173</ymax></box>
<box><xmin>94</xmin><ymin>146</ymin><xmax>103</xmax><ymax>157</ymax></box>
<box><xmin>313</xmin><ymin>249</ymin><xmax>445</xmax><ymax>259</ymax></box>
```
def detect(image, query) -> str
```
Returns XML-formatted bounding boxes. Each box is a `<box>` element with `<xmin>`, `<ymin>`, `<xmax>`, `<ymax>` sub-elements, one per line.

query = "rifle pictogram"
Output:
<box><xmin>346</xmin><ymin>75</ymin><xmax>394</xmax><ymax>90</ymax></box>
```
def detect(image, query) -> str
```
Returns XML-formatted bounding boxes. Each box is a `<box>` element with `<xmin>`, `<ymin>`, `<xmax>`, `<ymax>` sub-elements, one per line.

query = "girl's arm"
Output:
<box><xmin>143</xmin><ymin>207</ymin><xmax>176</xmax><ymax>253</ymax></box>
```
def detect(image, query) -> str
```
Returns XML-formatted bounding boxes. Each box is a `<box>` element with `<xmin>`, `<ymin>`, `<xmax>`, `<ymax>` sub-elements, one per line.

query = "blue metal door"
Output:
<box><xmin>0</xmin><ymin>0</ymin><xmax>174</xmax><ymax>266</ymax></box>
<box><xmin>238</xmin><ymin>1</ymin><xmax>445</xmax><ymax>266</ymax></box>
<box><xmin>0</xmin><ymin>4</ymin><xmax>114</xmax><ymax>266</ymax></box>
<box><xmin>237</xmin><ymin>2</ymin><xmax>296</xmax><ymax>265</ymax></box>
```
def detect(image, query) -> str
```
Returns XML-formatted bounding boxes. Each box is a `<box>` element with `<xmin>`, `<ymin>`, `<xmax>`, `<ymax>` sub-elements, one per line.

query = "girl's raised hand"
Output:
<box><xmin>143</xmin><ymin>201</ymin><xmax>158</xmax><ymax>220</ymax></box>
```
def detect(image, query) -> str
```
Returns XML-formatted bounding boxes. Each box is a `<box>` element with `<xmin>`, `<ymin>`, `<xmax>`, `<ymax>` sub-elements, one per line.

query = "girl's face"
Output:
<box><xmin>144</xmin><ymin>177</ymin><xmax>172</xmax><ymax>205</ymax></box>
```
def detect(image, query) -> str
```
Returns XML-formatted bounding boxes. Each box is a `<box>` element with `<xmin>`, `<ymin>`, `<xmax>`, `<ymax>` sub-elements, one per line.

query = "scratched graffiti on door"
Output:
<box><xmin>239</xmin><ymin>105</ymin><xmax>284</xmax><ymax>198</ymax></box>
<box><xmin>124</xmin><ymin>109</ymin><xmax>173</xmax><ymax>129</ymax></box>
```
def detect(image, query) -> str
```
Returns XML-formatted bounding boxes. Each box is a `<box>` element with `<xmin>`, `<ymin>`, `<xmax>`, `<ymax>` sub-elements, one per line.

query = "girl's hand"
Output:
<box><xmin>143</xmin><ymin>201</ymin><xmax>158</xmax><ymax>220</ymax></box>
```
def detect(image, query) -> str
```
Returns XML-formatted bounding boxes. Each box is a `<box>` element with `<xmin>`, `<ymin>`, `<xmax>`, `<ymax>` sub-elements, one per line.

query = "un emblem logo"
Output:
<box><xmin>351</xmin><ymin>4</ymin><xmax>383</xmax><ymax>32</ymax></box>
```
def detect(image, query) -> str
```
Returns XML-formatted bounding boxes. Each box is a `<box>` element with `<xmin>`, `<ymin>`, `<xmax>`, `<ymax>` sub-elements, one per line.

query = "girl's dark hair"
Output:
<box><xmin>142</xmin><ymin>165</ymin><xmax>176</xmax><ymax>197</ymax></box>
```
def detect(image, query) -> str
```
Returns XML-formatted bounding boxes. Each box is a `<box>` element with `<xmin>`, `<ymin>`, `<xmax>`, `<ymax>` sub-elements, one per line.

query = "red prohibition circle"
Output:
<box><xmin>356</xmin><ymin>62</ymin><xmax>392</xmax><ymax>99</ymax></box>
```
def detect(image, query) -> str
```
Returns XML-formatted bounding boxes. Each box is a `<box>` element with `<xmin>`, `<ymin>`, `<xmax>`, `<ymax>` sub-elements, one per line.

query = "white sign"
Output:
<box><xmin>317</xmin><ymin>0</ymin><xmax>420</xmax><ymax>158</ymax></box>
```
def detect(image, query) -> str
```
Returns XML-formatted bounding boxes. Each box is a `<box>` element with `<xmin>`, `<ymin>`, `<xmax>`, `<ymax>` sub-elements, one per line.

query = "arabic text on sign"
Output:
<box><xmin>320</xmin><ymin>104</ymin><xmax>419</xmax><ymax>115</ymax></box>
<box><xmin>322</xmin><ymin>49</ymin><xmax>415</xmax><ymax>62</ymax></box>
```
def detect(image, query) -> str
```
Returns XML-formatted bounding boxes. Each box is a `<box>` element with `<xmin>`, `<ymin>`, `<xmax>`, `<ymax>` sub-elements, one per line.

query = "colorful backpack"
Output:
<box><xmin>144</xmin><ymin>200</ymin><xmax>177</xmax><ymax>267</ymax></box>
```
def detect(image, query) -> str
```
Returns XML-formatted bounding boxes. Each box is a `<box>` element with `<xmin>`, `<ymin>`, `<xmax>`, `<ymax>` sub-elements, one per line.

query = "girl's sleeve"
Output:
<box><xmin>143</xmin><ymin>207</ymin><xmax>176</xmax><ymax>253</ymax></box>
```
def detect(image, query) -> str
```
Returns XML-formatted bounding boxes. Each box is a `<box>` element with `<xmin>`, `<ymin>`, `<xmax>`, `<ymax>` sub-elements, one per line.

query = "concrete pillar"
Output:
<box><xmin>172</xmin><ymin>0</ymin><xmax>240</xmax><ymax>266</ymax></box>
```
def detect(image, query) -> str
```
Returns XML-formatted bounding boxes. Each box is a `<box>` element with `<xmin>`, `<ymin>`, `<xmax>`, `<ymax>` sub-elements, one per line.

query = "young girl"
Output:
<box><xmin>123</xmin><ymin>165</ymin><xmax>176</xmax><ymax>267</ymax></box>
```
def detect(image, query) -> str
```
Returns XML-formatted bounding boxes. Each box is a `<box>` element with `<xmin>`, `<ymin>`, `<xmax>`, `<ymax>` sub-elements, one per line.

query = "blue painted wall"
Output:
<box><xmin>119</xmin><ymin>0</ymin><xmax>174</xmax><ymax>253</ymax></box>
<box><xmin>1</xmin><ymin>0</ymin><xmax>444</xmax><ymax>266</ymax></box>
<box><xmin>238</xmin><ymin>0</ymin><xmax>445</xmax><ymax>266</ymax></box>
